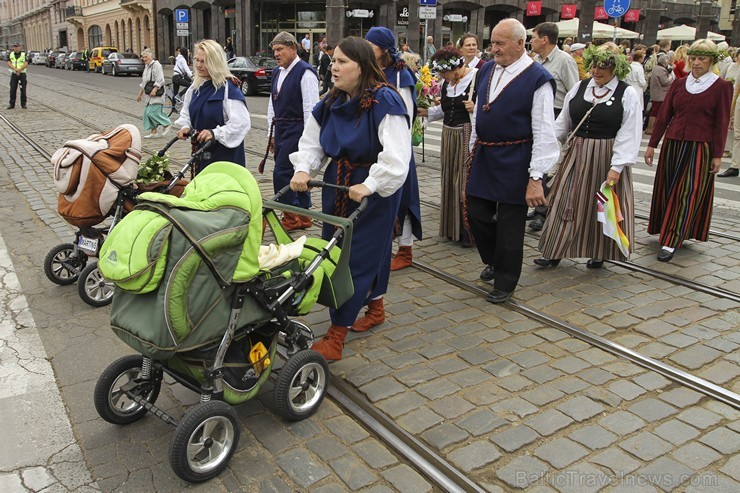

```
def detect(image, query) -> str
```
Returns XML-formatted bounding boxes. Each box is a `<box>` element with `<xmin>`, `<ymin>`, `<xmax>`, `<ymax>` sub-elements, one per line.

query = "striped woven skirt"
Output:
<box><xmin>648</xmin><ymin>139</ymin><xmax>714</xmax><ymax>247</ymax></box>
<box><xmin>440</xmin><ymin>123</ymin><xmax>472</xmax><ymax>242</ymax></box>
<box><xmin>538</xmin><ymin>136</ymin><xmax>634</xmax><ymax>261</ymax></box>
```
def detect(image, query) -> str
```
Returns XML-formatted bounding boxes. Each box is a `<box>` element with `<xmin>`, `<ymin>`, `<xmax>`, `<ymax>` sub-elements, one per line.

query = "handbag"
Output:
<box><xmin>144</xmin><ymin>64</ymin><xmax>165</xmax><ymax>97</ymax></box>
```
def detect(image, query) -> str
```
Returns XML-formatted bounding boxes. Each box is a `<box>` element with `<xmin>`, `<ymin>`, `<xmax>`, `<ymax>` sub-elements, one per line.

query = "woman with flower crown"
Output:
<box><xmin>535</xmin><ymin>42</ymin><xmax>642</xmax><ymax>269</ymax></box>
<box><xmin>418</xmin><ymin>47</ymin><xmax>478</xmax><ymax>247</ymax></box>
<box><xmin>289</xmin><ymin>37</ymin><xmax>410</xmax><ymax>361</ymax></box>
<box><xmin>644</xmin><ymin>39</ymin><xmax>732</xmax><ymax>262</ymax></box>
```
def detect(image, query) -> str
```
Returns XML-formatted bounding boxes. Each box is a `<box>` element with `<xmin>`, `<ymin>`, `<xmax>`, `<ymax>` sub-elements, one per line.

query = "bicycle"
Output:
<box><xmin>162</xmin><ymin>83</ymin><xmax>184</xmax><ymax>117</ymax></box>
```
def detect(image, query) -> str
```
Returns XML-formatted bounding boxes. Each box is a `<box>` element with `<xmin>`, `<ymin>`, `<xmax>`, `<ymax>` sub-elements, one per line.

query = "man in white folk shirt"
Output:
<box><xmin>467</xmin><ymin>18</ymin><xmax>559</xmax><ymax>303</ymax></box>
<box><xmin>264</xmin><ymin>32</ymin><xmax>320</xmax><ymax>231</ymax></box>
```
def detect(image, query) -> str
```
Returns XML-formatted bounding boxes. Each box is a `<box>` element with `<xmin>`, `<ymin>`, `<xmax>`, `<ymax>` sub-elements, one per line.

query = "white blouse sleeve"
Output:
<box><xmin>555</xmin><ymin>83</ymin><xmax>579</xmax><ymax>143</ymax></box>
<box><xmin>213</xmin><ymin>98</ymin><xmax>251</xmax><ymax>149</ymax></box>
<box><xmin>301</xmin><ymin>71</ymin><xmax>320</xmax><ymax>125</ymax></box>
<box><xmin>399</xmin><ymin>87</ymin><xmax>415</xmax><ymax>121</ymax></box>
<box><xmin>610</xmin><ymin>86</ymin><xmax>643</xmax><ymax>172</ymax></box>
<box><xmin>427</xmin><ymin>104</ymin><xmax>444</xmax><ymax>123</ymax></box>
<box><xmin>290</xmin><ymin>115</ymin><xmax>326</xmax><ymax>175</ymax></box>
<box><xmin>529</xmin><ymin>83</ymin><xmax>560</xmax><ymax>179</ymax></box>
<box><xmin>364</xmin><ymin>114</ymin><xmax>411</xmax><ymax>196</ymax></box>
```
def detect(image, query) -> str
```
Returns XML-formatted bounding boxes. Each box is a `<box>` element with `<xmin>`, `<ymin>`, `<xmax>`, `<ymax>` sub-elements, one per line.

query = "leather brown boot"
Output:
<box><xmin>312</xmin><ymin>325</ymin><xmax>349</xmax><ymax>362</ymax></box>
<box><xmin>282</xmin><ymin>211</ymin><xmax>312</xmax><ymax>232</ymax></box>
<box><xmin>390</xmin><ymin>246</ymin><xmax>412</xmax><ymax>271</ymax></box>
<box><xmin>351</xmin><ymin>298</ymin><xmax>385</xmax><ymax>332</ymax></box>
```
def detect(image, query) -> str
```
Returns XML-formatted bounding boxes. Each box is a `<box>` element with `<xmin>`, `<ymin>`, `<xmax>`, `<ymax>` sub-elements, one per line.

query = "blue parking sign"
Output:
<box><xmin>175</xmin><ymin>9</ymin><xmax>189</xmax><ymax>23</ymax></box>
<box><xmin>420</xmin><ymin>0</ymin><xmax>437</xmax><ymax>5</ymax></box>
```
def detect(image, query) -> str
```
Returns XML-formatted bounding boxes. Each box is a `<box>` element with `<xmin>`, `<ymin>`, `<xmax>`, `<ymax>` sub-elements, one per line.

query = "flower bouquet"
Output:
<box><xmin>137</xmin><ymin>152</ymin><xmax>170</xmax><ymax>185</ymax></box>
<box><xmin>412</xmin><ymin>65</ymin><xmax>440</xmax><ymax>146</ymax></box>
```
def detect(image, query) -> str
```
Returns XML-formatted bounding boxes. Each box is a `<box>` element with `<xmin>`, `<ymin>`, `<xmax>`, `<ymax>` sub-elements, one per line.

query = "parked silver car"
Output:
<box><xmin>32</xmin><ymin>52</ymin><xmax>48</xmax><ymax>65</ymax></box>
<box><xmin>102</xmin><ymin>52</ymin><xmax>144</xmax><ymax>76</ymax></box>
<box><xmin>54</xmin><ymin>53</ymin><xmax>68</xmax><ymax>69</ymax></box>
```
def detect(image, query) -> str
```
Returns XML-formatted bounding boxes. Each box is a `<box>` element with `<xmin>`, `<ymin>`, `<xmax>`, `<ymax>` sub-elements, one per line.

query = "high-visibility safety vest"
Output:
<box><xmin>9</xmin><ymin>51</ymin><xmax>27</xmax><ymax>73</ymax></box>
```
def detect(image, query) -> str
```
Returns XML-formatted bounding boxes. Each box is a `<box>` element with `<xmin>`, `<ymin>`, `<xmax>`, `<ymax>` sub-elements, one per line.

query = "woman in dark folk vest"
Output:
<box><xmin>175</xmin><ymin>39</ymin><xmax>250</xmax><ymax>174</ymax></box>
<box><xmin>290</xmin><ymin>37</ymin><xmax>411</xmax><ymax>362</ymax></box>
<box><xmin>535</xmin><ymin>42</ymin><xmax>642</xmax><ymax>268</ymax></box>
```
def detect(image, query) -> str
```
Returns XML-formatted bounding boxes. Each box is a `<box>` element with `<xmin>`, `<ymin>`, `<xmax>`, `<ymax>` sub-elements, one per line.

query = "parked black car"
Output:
<box><xmin>65</xmin><ymin>52</ymin><xmax>87</xmax><ymax>70</ymax></box>
<box><xmin>227</xmin><ymin>56</ymin><xmax>276</xmax><ymax>96</ymax></box>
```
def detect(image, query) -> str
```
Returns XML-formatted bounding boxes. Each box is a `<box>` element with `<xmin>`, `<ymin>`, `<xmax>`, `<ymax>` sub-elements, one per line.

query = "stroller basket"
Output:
<box><xmin>262</xmin><ymin>198</ymin><xmax>355</xmax><ymax>312</ymax></box>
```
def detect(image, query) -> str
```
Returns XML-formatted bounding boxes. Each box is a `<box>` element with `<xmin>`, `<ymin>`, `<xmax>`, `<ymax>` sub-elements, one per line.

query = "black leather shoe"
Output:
<box><xmin>479</xmin><ymin>265</ymin><xmax>495</xmax><ymax>282</ymax></box>
<box><xmin>657</xmin><ymin>249</ymin><xmax>674</xmax><ymax>262</ymax></box>
<box><xmin>534</xmin><ymin>258</ymin><xmax>561</xmax><ymax>267</ymax></box>
<box><xmin>586</xmin><ymin>259</ymin><xmax>604</xmax><ymax>269</ymax></box>
<box><xmin>529</xmin><ymin>216</ymin><xmax>545</xmax><ymax>231</ymax></box>
<box><xmin>486</xmin><ymin>289</ymin><xmax>513</xmax><ymax>304</ymax></box>
<box><xmin>526</xmin><ymin>210</ymin><xmax>537</xmax><ymax>220</ymax></box>
<box><xmin>6</xmin><ymin>105</ymin><xmax>14</xmax><ymax>109</ymax></box>
<box><xmin>21</xmin><ymin>105</ymin><xmax>26</xmax><ymax>109</ymax></box>
<box><xmin>717</xmin><ymin>167</ymin><xmax>739</xmax><ymax>177</ymax></box>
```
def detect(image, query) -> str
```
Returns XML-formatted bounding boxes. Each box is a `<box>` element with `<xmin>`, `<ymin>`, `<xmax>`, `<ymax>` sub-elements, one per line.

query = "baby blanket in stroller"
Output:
<box><xmin>100</xmin><ymin>162</ymin><xmax>266</xmax><ymax>359</ymax></box>
<box><xmin>52</xmin><ymin>124</ymin><xmax>142</xmax><ymax>227</ymax></box>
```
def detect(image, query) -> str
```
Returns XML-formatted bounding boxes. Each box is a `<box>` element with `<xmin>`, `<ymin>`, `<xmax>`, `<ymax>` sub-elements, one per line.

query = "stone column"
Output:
<box><xmin>377</xmin><ymin>1</ymin><xmax>397</xmax><ymax>30</ymax></box>
<box><xmin>577</xmin><ymin>0</ymin><xmax>596</xmax><ymax>44</ymax></box>
<box><xmin>408</xmin><ymin>1</ymin><xmax>420</xmax><ymax>52</ymax></box>
<box><xmin>326</xmin><ymin>0</ymin><xmax>345</xmax><ymax>45</ymax></box>
<box><xmin>236</xmin><ymin>0</ymin><xmax>252</xmax><ymax>56</ymax></box>
<box><xmin>470</xmin><ymin>5</ymin><xmax>485</xmax><ymax>41</ymax></box>
<box><xmin>695</xmin><ymin>0</ymin><xmax>714</xmax><ymax>40</ymax></box>
<box><xmin>213</xmin><ymin>6</ymin><xmax>226</xmax><ymax>45</ymax></box>
<box><xmin>732</xmin><ymin>14</ymin><xmax>740</xmax><ymax>45</ymax></box>
<box><xmin>433</xmin><ymin>4</ymin><xmax>443</xmax><ymax>48</ymax></box>
<box><xmin>641</xmin><ymin>0</ymin><xmax>662</xmax><ymax>45</ymax></box>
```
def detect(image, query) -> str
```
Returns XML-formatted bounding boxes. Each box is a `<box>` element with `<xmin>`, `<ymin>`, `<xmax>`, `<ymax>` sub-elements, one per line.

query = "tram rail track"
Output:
<box><xmin>418</xmin><ymin>198</ymin><xmax>740</xmax><ymax>304</ymax></box>
<box><xmin>412</xmin><ymin>260</ymin><xmax>740</xmax><ymax>410</ymax></box>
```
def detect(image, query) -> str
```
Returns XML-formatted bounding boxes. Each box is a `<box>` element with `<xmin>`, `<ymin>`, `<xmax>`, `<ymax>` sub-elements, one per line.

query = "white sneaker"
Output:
<box><xmin>162</xmin><ymin>126</ymin><xmax>171</xmax><ymax>137</ymax></box>
<box><xmin>144</xmin><ymin>133</ymin><xmax>157</xmax><ymax>139</ymax></box>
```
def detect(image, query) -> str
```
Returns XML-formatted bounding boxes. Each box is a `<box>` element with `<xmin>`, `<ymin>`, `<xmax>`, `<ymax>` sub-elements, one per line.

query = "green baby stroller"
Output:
<box><xmin>93</xmin><ymin>161</ymin><xmax>365</xmax><ymax>482</ymax></box>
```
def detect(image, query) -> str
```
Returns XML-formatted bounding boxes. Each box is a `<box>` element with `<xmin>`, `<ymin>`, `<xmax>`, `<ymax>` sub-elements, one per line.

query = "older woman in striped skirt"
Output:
<box><xmin>644</xmin><ymin>39</ymin><xmax>732</xmax><ymax>262</ymax></box>
<box><xmin>535</xmin><ymin>43</ymin><xmax>643</xmax><ymax>268</ymax></box>
<box><xmin>418</xmin><ymin>47</ymin><xmax>478</xmax><ymax>247</ymax></box>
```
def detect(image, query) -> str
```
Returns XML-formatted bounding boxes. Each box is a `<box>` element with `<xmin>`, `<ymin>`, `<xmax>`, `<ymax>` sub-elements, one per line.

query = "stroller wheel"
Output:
<box><xmin>273</xmin><ymin>350</ymin><xmax>329</xmax><ymax>421</ymax></box>
<box><xmin>94</xmin><ymin>355</ymin><xmax>162</xmax><ymax>425</ymax></box>
<box><xmin>78</xmin><ymin>262</ymin><xmax>114</xmax><ymax>307</ymax></box>
<box><xmin>170</xmin><ymin>401</ymin><xmax>240</xmax><ymax>483</ymax></box>
<box><xmin>44</xmin><ymin>243</ymin><xmax>87</xmax><ymax>286</ymax></box>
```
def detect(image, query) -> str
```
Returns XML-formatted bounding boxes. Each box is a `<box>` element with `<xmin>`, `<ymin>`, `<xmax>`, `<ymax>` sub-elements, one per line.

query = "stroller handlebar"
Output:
<box><xmin>274</xmin><ymin>181</ymin><xmax>369</xmax><ymax>216</ymax></box>
<box><xmin>163</xmin><ymin>138</ymin><xmax>215</xmax><ymax>192</ymax></box>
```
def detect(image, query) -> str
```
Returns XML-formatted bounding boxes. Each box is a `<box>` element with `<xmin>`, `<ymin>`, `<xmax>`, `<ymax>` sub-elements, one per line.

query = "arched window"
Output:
<box><xmin>88</xmin><ymin>25</ymin><xmax>103</xmax><ymax>48</ymax></box>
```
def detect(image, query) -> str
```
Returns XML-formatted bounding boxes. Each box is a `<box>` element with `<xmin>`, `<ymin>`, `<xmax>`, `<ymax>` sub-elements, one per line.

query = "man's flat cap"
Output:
<box><xmin>270</xmin><ymin>32</ymin><xmax>298</xmax><ymax>47</ymax></box>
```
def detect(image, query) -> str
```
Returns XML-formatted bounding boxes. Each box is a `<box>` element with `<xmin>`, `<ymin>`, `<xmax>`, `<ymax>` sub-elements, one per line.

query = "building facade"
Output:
<box><xmin>0</xmin><ymin>0</ymin><xmax>154</xmax><ymax>54</ymax></box>
<box><xmin>153</xmin><ymin>0</ymin><xmax>729</xmax><ymax>62</ymax></box>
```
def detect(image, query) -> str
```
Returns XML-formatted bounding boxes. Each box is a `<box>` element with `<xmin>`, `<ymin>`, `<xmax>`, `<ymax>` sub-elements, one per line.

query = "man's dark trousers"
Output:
<box><xmin>467</xmin><ymin>196</ymin><xmax>528</xmax><ymax>293</ymax></box>
<box><xmin>9</xmin><ymin>72</ymin><xmax>27</xmax><ymax>107</ymax></box>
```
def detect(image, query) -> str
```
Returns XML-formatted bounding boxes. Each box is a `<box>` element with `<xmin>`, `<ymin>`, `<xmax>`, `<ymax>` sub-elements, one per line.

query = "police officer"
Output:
<box><xmin>82</xmin><ymin>48</ymin><xmax>90</xmax><ymax>72</ymax></box>
<box><xmin>7</xmin><ymin>43</ymin><xmax>28</xmax><ymax>109</ymax></box>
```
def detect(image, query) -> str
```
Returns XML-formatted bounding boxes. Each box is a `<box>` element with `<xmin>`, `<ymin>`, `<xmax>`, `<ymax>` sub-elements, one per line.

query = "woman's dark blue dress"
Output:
<box><xmin>312</xmin><ymin>87</ymin><xmax>409</xmax><ymax>326</ymax></box>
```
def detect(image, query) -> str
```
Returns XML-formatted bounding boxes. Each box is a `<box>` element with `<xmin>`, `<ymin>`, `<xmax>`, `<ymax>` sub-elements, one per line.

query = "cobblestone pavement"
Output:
<box><xmin>0</xmin><ymin>67</ymin><xmax>739</xmax><ymax>492</ymax></box>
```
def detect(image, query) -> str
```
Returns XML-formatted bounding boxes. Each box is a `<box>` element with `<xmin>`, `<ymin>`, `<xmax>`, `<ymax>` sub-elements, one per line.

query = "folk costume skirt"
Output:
<box><xmin>440</xmin><ymin>123</ymin><xmax>473</xmax><ymax>242</ymax></box>
<box><xmin>143</xmin><ymin>104</ymin><xmax>170</xmax><ymax>131</ymax></box>
<box><xmin>538</xmin><ymin>136</ymin><xmax>634</xmax><ymax>261</ymax></box>
<box><xmin>648</xmin><ymin>139</ymin><xmax>714</xmax><ymax>248</ymax></box>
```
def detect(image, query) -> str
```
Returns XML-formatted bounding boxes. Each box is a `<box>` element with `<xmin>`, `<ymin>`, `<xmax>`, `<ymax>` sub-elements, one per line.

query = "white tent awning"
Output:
<box><xmin>526</xmin><ymin>18</ymin><xmax>639</xmax><ymax>40</ymax></box>
<box><xmin>656</xmin><ymin>25</ymin><xmax>726</xmax><ymax>42</ymax></box>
